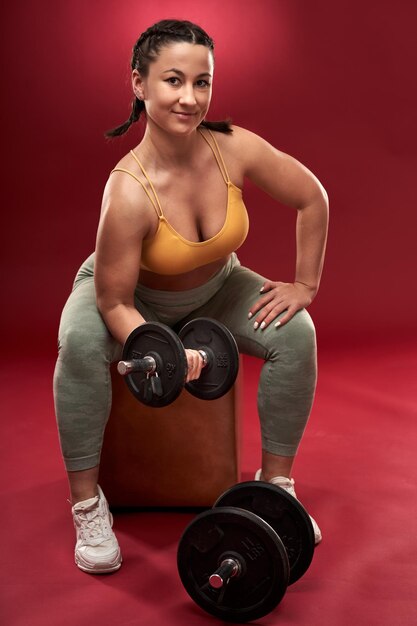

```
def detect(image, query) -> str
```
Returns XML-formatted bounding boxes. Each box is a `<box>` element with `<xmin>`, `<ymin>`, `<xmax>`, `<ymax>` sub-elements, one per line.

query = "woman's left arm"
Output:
<box><xmin>234</xmin><ymin>127</ymin><xmax>329</xmax><ymax>329</ymax></box>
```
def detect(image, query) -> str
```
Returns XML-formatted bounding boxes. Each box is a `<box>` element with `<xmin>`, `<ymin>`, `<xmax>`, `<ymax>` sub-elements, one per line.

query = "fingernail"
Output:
<box><xmin>260</xmin><ymin>321</ymin><xmax>266</xmax><ymax>330</ymax></box>
<box><xmin>248</xmin><ymin>312</ymin><xmax>253</xmax><ymax>319</ymax></box>
<box><xmin>253</xmin><ymin>321</ymin><xmax>259</xmax><ymax>330</ymax></box>
<box><xmin>259</xmin><ymin>287</ymin><xmax>264</xmax><ymax>293</ymax></box>
<box><xmin>275</xmin><ymin>321</ymin><xmax>281</xmax><ymax>328</ymax></box>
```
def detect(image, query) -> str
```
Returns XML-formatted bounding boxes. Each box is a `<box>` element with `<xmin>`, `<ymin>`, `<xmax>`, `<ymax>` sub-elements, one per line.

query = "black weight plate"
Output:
<box><xmin>177</xmin><ymin>507</ymin><xmax>289</xmax><ymax>623</ymax></box>
<box><xmin>122</xmin><ymin>323</ymin><xmax>187</xmax><ymax>407</ymax></box>
<box><xmin>214</xmin><ymin>482</ymin><xmax>315</xmax><ymax>585</ymax></box>
<box><xmin>179</xmin><ymin>318</ymin><xmax>239</xmax><ymax>400</ymax></box>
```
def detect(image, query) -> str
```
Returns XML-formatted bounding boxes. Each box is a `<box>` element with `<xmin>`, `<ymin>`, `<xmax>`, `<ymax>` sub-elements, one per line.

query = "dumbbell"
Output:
<box><xmin>117</xmin><ymin>317</ymin><xmax>239</xmax><ymax>407</ymax></box>
<box><xmin>177</xmin><ymin>481</ymin><xmax>315</xmax><ymax>622</ymax></box>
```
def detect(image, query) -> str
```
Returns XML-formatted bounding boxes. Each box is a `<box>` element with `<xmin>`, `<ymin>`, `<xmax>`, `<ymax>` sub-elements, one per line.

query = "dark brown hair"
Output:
<box><xmin>105</xmin><ymin>19</ymin><xmax>232</xmax><ymax>138</ymax></box>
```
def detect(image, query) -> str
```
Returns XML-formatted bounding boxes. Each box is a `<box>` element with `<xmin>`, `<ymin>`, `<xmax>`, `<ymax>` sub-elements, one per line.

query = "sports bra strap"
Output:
<box><xmin>110</xmin><ymin>167</ymin><xmax>162</xmax><ymax>218</ymax></box>
<box><xmin>130</xmin><ymin>151</ymin><xmax>164</xmax><ymax>217</ymax></box>
<box><xmin>199</xmin><ymin>128</ymin><xmax>231</xmax><ymax>185</ymax></box>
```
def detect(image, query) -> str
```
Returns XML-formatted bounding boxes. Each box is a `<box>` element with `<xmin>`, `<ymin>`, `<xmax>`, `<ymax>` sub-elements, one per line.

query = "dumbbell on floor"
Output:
<box><xmin>177</xmin><ymin>481</ymin><xmax>316</xmax><ymax>622</ymax></box>
<box><xmin>117</xmin><ymin>317</ymin><xmax>239</xmax><ymax>407</ymax></box>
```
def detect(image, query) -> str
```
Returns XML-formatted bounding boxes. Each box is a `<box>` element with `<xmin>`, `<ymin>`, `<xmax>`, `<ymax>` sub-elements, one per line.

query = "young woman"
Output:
<box><xmin>54</xmin><ymin>19</ymin><xmax>328</xmax><ymax>573</ymax></box>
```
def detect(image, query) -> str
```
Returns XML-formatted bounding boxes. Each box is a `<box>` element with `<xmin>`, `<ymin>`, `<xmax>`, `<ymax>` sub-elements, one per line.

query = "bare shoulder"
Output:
<box><xmin>211</xmin><ymin>125</ymin><xmax>285</xmax><ymax>178</ymax></box>
<box><xmin>213</xmin><ymin>125</ymin><xmax>327</xmax><ymax>207</ymax></box>
<box><xmin>213</xmin><ymin>124</ymin><xmax>261</xmax><ymax>144</ymax></box>
<box><xmin>211</xmin><ymin>124</ymin><xmax>263</xmax><ymax>153</ymax></box>
<box><xmin>102</xmin><ymin>151</ymin><xmax>145</xmax><ymax>213</ymax></box>
<box><xmin>99</xmin><ymin>154</ymin><xmax>155</xmax><ymax>239</ymax></box>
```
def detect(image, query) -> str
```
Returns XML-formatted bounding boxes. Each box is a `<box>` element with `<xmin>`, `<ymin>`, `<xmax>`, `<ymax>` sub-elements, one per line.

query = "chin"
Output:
<box><xmin>149</xmin><ymin>113</ymin><xmax>204</xmax><ymax>136</ymax></box>
<box><xmin>170</xmin><ymin>119</ymin><xmax>203</xmax><ymax>136</ymax></box>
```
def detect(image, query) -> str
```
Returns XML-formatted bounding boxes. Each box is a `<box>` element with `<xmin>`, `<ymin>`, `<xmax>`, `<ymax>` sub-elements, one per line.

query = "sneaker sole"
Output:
<box><xmin>75</xmin><ymin>555</ymin><xmax>122</xmax><ymax>574</ymax></box>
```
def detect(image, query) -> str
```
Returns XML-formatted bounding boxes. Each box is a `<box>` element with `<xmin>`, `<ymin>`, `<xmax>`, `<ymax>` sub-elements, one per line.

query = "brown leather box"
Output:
<box><xmin>99</xmin><ymin>364</ymin><xmax>242</xmax><ymax>507</ymax></box>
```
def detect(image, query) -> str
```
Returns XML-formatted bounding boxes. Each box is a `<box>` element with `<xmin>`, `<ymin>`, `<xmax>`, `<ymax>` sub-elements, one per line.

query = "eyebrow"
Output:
<box><xmin>162</xmin><ymin>68</ymin><xmax>212</xmax><ymax>78</ymax></box>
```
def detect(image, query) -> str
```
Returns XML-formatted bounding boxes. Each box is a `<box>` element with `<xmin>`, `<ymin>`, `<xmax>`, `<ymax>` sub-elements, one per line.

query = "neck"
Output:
<box><xmin>139</xmin><ymin>122</ymin><xmax>202</xmax><ymax>168</ymax></box>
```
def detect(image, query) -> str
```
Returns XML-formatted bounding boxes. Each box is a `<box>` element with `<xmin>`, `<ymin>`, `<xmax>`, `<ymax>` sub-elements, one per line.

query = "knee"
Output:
<box><xmin>287</xmin><ymin>309</ymin><xmax>316</xmax><ymax>348</ymax></box>
<box><xmin>268</xmin><ymin>309</ymin><xmax>316</xmax><ymax>362</ymax></box>
<box><xmin>58</xmin><ymin>317</ymin><xmax>117</xmax><ymax>369</ymax></box>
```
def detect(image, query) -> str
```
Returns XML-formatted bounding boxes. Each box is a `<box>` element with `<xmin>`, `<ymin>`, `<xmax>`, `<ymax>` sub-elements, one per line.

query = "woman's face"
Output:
<box><xmin>133</xmin><ymin>42</ymin><xmax>214</xmax><ymax>136</ymax></box>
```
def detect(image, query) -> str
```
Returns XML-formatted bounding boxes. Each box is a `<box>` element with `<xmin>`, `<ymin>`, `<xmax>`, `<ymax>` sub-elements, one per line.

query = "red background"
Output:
<box><xmin>2</xmin><ymin>4</ymin><xmax>417</xmax><ymax>625</ymax></box>
<box><xmin>2</xmin><ymin>0</ymin><xmax>416</xmax><ymax>353</ymax></box>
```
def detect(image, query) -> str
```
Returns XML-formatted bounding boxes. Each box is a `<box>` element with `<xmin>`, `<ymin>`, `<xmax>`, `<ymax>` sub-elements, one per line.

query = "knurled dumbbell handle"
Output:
<box><xmin>209</xmin><ymin>558</ymin><xmax>241</xmax><ymax>589</ymax></box>
<box><xmin>117</xmin><ymin>356</ymin><xmax>156</xmax><ymax>376</ymax></box>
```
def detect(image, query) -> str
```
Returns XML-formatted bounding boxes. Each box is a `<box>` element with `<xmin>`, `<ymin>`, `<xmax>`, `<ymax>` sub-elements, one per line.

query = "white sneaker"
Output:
<box><xmin>254</xmin><ymin>469</ymin><xmax>322</xmax><ymax>545</ymax></box>
<box><xmin>72</xmin><ymin>485</ymin><xmax>122</xmax><ymax>573</ymax></box>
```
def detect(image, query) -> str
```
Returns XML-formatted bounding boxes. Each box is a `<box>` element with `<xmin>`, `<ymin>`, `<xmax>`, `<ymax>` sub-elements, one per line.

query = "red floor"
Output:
<box><xmin>1</xmin><ymin>340</ymin><xmax>417</xmax><ymax>625</ymax></box>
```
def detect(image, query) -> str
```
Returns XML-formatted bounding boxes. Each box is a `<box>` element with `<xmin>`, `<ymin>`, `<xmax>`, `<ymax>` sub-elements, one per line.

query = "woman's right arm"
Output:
<box><xmin>94</xmin><ymin>172</ymin><xmax>152</xmax><ymax>345</ymax></box>
<box><xmin>94</xmin><ymin>170</ymin><xmax>207</xmax><ymax>382</ymax></box>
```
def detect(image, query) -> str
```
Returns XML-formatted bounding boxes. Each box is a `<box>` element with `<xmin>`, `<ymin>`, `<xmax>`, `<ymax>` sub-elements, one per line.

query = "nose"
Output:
<box><xmin>178</xmin><ymin>83</ymin><xmax>197</xmax><ymax>106</ymax></box>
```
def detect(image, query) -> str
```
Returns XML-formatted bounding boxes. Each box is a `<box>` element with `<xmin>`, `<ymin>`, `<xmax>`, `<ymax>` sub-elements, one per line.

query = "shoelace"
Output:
<box><xmin>269</xmin><ymin>476</ymin><xmax>297</xmax><ymax>498</ymax></box>
<box><xmin>75</xmin><ymin>506</ymin><xmax>112</xmax><ymax>546</ymax></box>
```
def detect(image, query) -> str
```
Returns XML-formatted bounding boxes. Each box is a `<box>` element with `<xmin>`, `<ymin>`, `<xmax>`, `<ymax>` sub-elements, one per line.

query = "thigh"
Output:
<box><xmin>57</xmin><ymin>277</ymin><xmax>121</xmax><ymax>364</ymax></box>
<box><xmin>180</xmin><ymin>263</ymin><xmax>316</xmax><ymax>361</ymax></box>
<box><xmin>58</xmin><ymin>276</ymin><xmax>161</xmax><ymax>363</ymax></box>
<box><xmin>181</xmin><ymin>264</ymin><xmax>266</xmax><ymax>356</ymax></box>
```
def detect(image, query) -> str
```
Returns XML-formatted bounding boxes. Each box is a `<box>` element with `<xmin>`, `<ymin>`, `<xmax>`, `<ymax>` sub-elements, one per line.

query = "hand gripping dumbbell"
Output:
<box><xmin>177</xmin><ymin>481</ymin><xmax>316</xmax><ymax>622</ymax></box>
<box><xmin>117</xmin><ymin>317</ymin><xmax>239</xmax><ymax>407</ymax></box>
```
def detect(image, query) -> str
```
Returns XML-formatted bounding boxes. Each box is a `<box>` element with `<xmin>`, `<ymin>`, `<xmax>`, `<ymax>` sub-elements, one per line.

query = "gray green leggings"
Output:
<box><xmin>53</xmin><ymin>253</ymin><xmax>317</xmax><ymax>472</ymax></box>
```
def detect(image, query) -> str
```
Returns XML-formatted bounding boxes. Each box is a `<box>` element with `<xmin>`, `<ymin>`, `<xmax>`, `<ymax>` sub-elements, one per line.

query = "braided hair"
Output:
<box><xmin>105</xmin><ymin>19</ymin><xmax>232</xmax><ymax>138</ymax></box>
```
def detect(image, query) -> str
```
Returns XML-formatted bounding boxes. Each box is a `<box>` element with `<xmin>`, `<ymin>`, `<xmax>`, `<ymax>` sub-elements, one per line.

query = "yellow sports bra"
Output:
<box><xmin>110</xmin><ymin>129</ymin><xmax>249</xmax><ymax>275</ymax></box>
